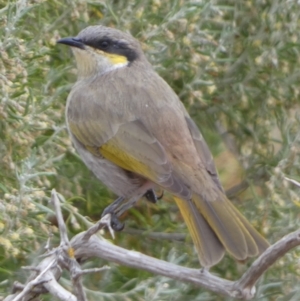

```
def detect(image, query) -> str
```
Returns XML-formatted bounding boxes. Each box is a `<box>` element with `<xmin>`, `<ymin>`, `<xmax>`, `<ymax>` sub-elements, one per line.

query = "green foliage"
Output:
<box><xmin>0</xmin><ymin>0</ymin><xmax>300</xmax><ymax>300</ymax></box>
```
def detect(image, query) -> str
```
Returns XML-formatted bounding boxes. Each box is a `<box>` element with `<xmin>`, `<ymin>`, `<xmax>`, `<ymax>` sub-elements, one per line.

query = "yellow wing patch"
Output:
<box><xmin>100</xmin><ymin>142</ymin><xmax>155</xmax><ymax>179</ymax></box>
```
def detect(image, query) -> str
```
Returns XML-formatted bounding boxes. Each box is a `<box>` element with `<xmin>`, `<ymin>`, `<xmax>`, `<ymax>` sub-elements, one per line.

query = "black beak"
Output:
<box><xmin>57</xmin><ymin>37</ymin><xmax>85</xmax><ymax>49</ymax></box>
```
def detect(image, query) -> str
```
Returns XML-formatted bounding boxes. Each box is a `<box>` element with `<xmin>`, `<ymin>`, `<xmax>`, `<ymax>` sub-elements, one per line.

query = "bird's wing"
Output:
<box><xmin>99</xmin><ymin>119</ymin><xmax>170</xmax><ymax>181</ymax></box>
<box><xmin>184</xmin><ymin>116</ymin><xmax>224</xmax><ymax>192</ymax></box>
<box><xmin>69</xmin><ymin>112</ymin><xmax>191</xmax><ymax>198</ymax></box>
<box><xmin>68</xmin><ymin>112</ymin><xmax>168</xmax><ymax>174</ymax></box>
<box><xmin>101</xmin><ymin>119</ymin><xmax>191</xmax><ymax>197</ymax></box>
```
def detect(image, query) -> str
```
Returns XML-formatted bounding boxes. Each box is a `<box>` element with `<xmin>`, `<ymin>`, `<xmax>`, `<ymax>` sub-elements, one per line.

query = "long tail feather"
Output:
<box><xmin>174</xmin><ymin>192</ymin><xmax>269</xmax><ymax>267</ymax></box>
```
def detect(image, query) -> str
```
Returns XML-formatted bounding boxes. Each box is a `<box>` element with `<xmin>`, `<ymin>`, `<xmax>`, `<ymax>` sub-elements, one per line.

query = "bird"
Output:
<box><xmin>57</xmin><ymin>25</ymin><xmax>269</xmax><ymax>268</ymax></box>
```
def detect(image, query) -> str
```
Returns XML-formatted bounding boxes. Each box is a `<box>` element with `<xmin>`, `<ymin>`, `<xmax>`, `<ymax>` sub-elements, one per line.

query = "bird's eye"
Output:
<box><xmin>99</xmin><ymin>41</ymin><xmax>109</xmax><ymax>49</ymax></box>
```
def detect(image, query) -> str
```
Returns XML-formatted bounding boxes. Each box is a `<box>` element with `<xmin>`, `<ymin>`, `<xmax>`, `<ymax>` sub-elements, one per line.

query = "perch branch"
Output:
<box><xmin>5</xmin><ymin>189</ymin><xmax>300</xmax><ymax>301</ymax></box>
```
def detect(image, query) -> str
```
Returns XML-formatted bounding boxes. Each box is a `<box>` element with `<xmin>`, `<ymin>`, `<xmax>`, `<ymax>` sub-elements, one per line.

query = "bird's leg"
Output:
<box><xmin>101</xmin><ymin>194</ymin><xmax>141</xmax><ymax>232</ymax></box>
<box><xmin>101</xmin><ymin>196</ymin><xmax>125</xmax><ymax>231</ymax></box>
<box><xmin>101</xmin><ymin>189</ymin><xmax>164</xmax><ymax>232</ymax></box>
<box><xmin>113</xmin><ymin>189</ymin><xmax>162</xmax><ymax>217</ymax></box>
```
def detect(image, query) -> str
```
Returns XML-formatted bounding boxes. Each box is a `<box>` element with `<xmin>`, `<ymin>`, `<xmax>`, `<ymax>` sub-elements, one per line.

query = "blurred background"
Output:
<box><xmin>0</xmin><ymin>0</ymin><xmax>300</xmax><ymax>300</ymax></box>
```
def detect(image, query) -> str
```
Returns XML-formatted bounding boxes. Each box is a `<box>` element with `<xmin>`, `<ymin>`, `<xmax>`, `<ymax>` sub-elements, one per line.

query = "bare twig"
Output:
<box><xmin>51</xmin><ymin>189</ymin><xmax>88</xmax><ymax>301</ymax></box>
<box><xmin>42</xmin><ymin>271</ymin><xmax>77</xmax><ymax>301</ymax></box>
<box><xmin>124</xmin><ymin>228</ymin><xmax>187</xmax><ymax>241</ymax></box>
<box><xmin>284</xmin><ymin>176</ymin><xmax>300</xmax><ymax>188</ymax></box>
<box><xmin>21</xmin><ymin>266</ymin><xmax>39</xmax><ymax>272</ymax></box>
<box><xmin>76</xmin><ymin>266</ymin><xmax>111</xmax><ymax>276</ymax></box>
<box><xmin>4</xmin><ymin>254</ymin><xmax>68</xmax><ymax>301</ymax></box>
<box><xmin>51</xmin><ymin>189</ymin><xmax>70</xmax><ymax>247</ymax></box>
<box><xmin>10</xmin><ymin>258</ymin><xmax>56</xmax><ymax>301</ymax></box>
<box><xmin>12</xmin><ymin>281</ymin><xmax>46</xmax><ymax>294</ymax></box>
<box><xmin>83</xmin><ymin>213</ymin><xmax>114</xmax><ymax>241</ymax></box>
<box><xmin>70</xmin><ymin>261</ymin><xmax>87</xmax><ymax>301</ymax></box>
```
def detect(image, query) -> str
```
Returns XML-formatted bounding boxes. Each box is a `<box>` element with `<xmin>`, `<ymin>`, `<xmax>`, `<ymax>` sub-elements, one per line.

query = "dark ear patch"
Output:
<box><xmin>84</xmin><ymin>36</ymin><xmax>138</xmax><ymax>62</ymax></box>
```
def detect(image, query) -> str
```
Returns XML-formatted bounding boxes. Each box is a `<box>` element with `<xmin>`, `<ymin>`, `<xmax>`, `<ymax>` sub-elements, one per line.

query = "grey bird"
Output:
<box><xmin>57</xmin><ymin>25</ymin><xmax>269</xmax><ymax>268</ymax></box>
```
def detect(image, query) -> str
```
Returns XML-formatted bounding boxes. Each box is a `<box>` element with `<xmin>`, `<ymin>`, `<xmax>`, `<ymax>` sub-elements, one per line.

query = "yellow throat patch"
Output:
<box><xmin>95</xmin><ymin>49</ymin><xmax>128</xmax><ymax>66</ymax></box>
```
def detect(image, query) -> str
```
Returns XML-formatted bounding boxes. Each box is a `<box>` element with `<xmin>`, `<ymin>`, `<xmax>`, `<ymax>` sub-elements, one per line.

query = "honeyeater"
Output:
<box><xmin>57</xmin><ymin>25</ymin><xmax>269</xmax><ymax>268</ymax></box>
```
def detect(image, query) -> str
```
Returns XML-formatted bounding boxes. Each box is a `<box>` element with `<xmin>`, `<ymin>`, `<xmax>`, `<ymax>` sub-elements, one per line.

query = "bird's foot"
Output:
<box><xmin>144</xmin><ymin>189</ymin><xmax>164</xmax><ymax>203</ymax></box>
<box><xmin>101</xmin><ymin>189</ymin><xmax>164</xmax><ymax>232</ymax></box>
<box><xmin>101</xmin><ymin>196</ymin><xmax>125</xmax><ymax>232</ymax></box>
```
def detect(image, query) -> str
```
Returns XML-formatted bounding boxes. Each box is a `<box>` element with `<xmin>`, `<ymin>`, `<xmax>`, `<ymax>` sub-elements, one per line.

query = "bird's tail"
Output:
<box><xmin>174</xmin><ymin>192</ymin><xmax>269</xmax><ymax>267</ymax></box>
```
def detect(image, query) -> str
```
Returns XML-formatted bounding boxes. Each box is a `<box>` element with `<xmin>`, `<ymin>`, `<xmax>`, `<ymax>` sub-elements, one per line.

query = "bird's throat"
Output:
<box><xmin>73</xmin><ymin>47</ymin><xmax>128</xmax><ymax>78</ymax></box>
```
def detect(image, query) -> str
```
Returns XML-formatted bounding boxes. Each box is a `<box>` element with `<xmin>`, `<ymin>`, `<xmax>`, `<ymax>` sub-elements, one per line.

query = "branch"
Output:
<box><xmin>5</xmin><ymin>189</ymin><xmax>300</xmax><ymax>301</ymax></box>
<box><xmin>71</xmin><ymin>227</ymin><xmax>300</xmax><ymax>300</ymax></box>
<box><xmin>72</xmin><ymin>233</ymin><xmax>235</xmax><ymax>297</ymax></box>
<box><xmin>5</xmin><ymin>255</ymin><xmax>74</xmax><ymax>301</ymax></box>
<box><xmin>236</xmin><ymin>229</ymin><xmax>300</xmax><ymax>291</ymax></box>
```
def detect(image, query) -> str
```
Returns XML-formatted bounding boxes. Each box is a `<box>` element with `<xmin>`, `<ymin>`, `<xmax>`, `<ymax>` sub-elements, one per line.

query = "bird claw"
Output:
<box><xmin>101</xmin><ymin>196</ymin><xmax>125</xmax><ymax>232</ymax></box>
<box><xmin>101</xmin><ymin>189</ymin><xmax>164</xmax><ymax>232</ymax></box>
<box><xmin>110</xmin><ymin>213</ymin><xmax>125</xmax><ymax>231</ymax></box>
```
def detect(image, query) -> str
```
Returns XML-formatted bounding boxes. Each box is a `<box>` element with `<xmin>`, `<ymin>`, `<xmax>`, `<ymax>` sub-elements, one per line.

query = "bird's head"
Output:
<box><xmin>57</xmin><ymin>26</ymin><xmax>143</xmax><ymax>78</ymax></box>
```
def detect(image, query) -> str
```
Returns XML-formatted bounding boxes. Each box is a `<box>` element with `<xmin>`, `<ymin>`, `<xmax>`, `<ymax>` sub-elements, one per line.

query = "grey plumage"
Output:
<box><xmin>58</xmin><ymin>26</ymin><xmax>269</xmax><ymax>267</ymax></box>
